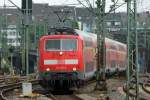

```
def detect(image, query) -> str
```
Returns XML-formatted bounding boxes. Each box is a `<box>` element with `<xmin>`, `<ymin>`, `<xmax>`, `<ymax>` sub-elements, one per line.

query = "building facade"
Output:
<box><xmin>6</xmin><ymin>25</ymin><xmax>21</xmax><ymax>47</ymax></box>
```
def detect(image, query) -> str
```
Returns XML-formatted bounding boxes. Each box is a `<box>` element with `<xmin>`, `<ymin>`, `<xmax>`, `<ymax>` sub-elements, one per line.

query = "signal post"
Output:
<box><xmin>21</xmin><ymin>0</ymin><xmax>32</xmax><ymax>76</ymax></box>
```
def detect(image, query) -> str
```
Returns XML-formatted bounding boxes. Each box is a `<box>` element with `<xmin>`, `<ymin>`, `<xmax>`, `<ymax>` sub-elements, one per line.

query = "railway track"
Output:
<box><xmin>0</xmin><ymin>75</ymin><xmax>5</xmax><ymax>83</ymax></box>
<box><xmin>0</xmin><ymin>73</ymin><xmax>37</xmax><ymax>85</ymax></box>
<box><xmin>48</xmin><ymin>80</ymin><xmax>97</xmax><ymax>100</ymax></box>
<box><xmin>123</xmin><ymin>74</ymin><xmax>150</xmax><ymax>100</ymax></box>
<box><xmin>0</xmin><ymin>80</ymin><xmax>39</xmax><ymax>100</ymax></box>
<box><xmin>0</xmin><ymin>80</ymin><xmax>84</xmax><ymax>100</ymax></box>
<box><xmin>33</xmin><ymin>88</ymin><xmax>85</xmax><ymax>100</ymax></box>
<box><xmin>33</xmin><ymin>79</ymin><xmax>97</xmax><ymax>100</ymax></box>
<box><xmin>48</xmin><ymin>93</ymin><xmax>84</xmax><ymax>100</ymax></box>
<box><xmin>0</xmin><ymin>76</ymin><xmax>125</xmax><ymax>100</ymax></box>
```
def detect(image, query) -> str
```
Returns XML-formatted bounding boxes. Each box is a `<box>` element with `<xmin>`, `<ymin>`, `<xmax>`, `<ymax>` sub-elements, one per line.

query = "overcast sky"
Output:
<box><xmin>0</xmin><ymin>0</ymin><xmax>150</xmax><ymax>12</ymax></box>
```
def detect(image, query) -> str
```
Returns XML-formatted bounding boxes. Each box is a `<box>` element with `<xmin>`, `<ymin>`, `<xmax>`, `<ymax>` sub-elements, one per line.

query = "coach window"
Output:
<box><xmin>119</xmin><ymin>45</ymin><xmax>125</xmax><ymax>51</ymax></box>
<box><xmin>61</xmin><ymin>39</ymin><xmax>77</xmax><ymax>51</ymax></box>
<box><xmin>110</xmin><ymin>45</ymin><xmax>116</xmax><ymax>50</ymax></box>
<box><xmin>45</xmin><ymin>39</ymin><xmax>60</xmax><ymax>51</ymax></box>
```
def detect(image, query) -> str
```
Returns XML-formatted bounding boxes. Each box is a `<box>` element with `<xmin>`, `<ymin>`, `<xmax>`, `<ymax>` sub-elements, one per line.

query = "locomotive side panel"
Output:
<box><xmin>39</xmin><ymin>37</ymin><xmax>45</xmax><ymax>72</ymax></box>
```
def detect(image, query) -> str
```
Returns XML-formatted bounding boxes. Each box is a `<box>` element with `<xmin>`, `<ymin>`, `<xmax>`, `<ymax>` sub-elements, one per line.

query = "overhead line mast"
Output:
<box><xmin>95</xmin><ymin>0</ymin><xmax>139</xmax><ymax>95</ymax></box>
<box><xmin>126</xmin><ymin>0</ymin><xmax>139</xmax><ymax>99</ymax></box>
<box><xmin>95</xmin><ymin>0</ymin><xmax>107</xmax><ymax>90</ymax></box>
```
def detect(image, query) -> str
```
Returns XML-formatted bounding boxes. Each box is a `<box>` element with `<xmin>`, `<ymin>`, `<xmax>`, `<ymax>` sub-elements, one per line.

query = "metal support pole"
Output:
<box><xmin>0</xmin><ymin>16</ymin><xmax>2</xmax><ymax>69</ymax></box>
<box><xmin>126</xmin><ymin>0</ymin><xmax>139</xmax><ymax>99</ymax></box>
<box><xmin>11</xmin><ymin>53</ymin><xmax>13</xmax><ymax>71</ymax></box>
<box><xmin>134</xmin><ymin>0</ymin><xmax>139</xmax><ymax>99</ymax></box>
<box><xmin>21</xmin><ymin>23</ymin><xmax>26</xmax><ymax>75</ymax></box>
<box><xmin>126</xmin><ymin>1</ymin><xmax>131</xmax><ymax>99</ymax></box>
<box><xmin>16</xmin><ymin>14</ymin><xmax>20</xmax><ymax>47</ymax></box>
<box><xmin>95</xmin><ymin>0</ymin><xmax>106</xmax><ymax>90</ymax></box>
<box><xmin>34</xmin><ymin>23</ymin><xmax>36</xmax><ymax>48</ymax></box>
<box><xmin>25</xmin><ymin>25</ymin><xmax>29</xmax><ymax>75</ymax></box>
<box><xmin>22</xmin><ymin>0</ymin><xmax>32</xmax><ymax>75</ymax></box>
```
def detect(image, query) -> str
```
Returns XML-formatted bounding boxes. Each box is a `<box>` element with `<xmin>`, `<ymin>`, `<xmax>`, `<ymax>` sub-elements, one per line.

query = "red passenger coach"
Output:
<box><xmin>105</xmin><ymin>38</ymin><xmax>127</xmax><ymax>73</ymax></box>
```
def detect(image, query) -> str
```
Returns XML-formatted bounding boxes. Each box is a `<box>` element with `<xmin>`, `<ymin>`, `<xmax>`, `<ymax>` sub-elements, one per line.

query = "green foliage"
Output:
<box><xmin>71</xmin><ymin>21</ymin><xmax>79</xmax><ymax>29</ymax></box>
<box><xmin>2</xmin><ymin>63</ymin><xmax>10</xmax><ymax>74</ymax></box>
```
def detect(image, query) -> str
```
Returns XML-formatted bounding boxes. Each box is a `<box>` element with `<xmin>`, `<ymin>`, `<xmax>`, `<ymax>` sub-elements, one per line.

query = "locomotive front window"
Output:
<box><xmin>62</xmin><ymin>39</ymin><xmax>77</xmax><ymax>51</ymax></box>
<box><xmin>45</xmin><ymin>39</ymin><xmax>77</xmax><ymax>51</ymax></box>
<box><xmin>45</xmin><ymin>40</ymin><xmax>60</xmax><ymax>50</ymax></box>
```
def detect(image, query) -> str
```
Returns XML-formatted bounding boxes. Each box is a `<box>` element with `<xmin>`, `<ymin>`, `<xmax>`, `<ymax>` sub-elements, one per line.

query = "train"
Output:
<box><xmin>38</xmin><ymin>27</ymin><xmax>127</xmax><ymax>90</ymax></box>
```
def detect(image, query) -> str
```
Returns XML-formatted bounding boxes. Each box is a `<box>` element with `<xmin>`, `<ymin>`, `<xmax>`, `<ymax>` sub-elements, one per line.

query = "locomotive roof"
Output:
<box><xmin>47</xmin><ymin>27</ymin><xmax>95</xmax><ymax>37</ymax></box>
<box><xmin>75</xmin><ymin>29</ymin><xmax>97</xmax><ymax>39</ymax></box>
<box><xmin>48</xmin><ymin>27</ymin><xmax>78</xmax><ymax>35</ymax></box>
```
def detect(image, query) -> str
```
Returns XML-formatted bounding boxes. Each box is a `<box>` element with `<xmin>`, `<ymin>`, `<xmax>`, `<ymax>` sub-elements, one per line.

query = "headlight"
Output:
<box><xmin>59</xmin><ymin>51</ymin><xmax>63</xmax><ymax>55</ymax></box>
<box><xmin>73</xmin><ymin>67</ymin><xmax>77</xmax><ymax>71</ymax></box>
<box><xmin>46</xmin><ymin>68</ymin><xmax>50</xmax><ymax>71</ymax></box>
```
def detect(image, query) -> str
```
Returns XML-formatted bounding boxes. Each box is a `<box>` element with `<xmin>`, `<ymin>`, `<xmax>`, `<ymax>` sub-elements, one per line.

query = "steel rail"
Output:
<box><xmin>142</xmin><ymin>83</ymin><xmax>150</xmax><ymax>94</ymax></box>
<box><xmin>0</xmin><ymin>80</ymin><xmax>39</xmax><ymax>100</ymax></box>
<box><xmin>123</xmin><ymin>84</ymin><xmax>148</xmax><ymax>100</ymax></box>
<box><xmin>35</xmin><ymin>80</ymin><xmax>97</xmax><ymax>100</ymax></box>
<box><xmin>48</xmin><ymin>93</ymin><xmax>84</xmax><ymax>100</ymax></box>
<box><xmin>123</xmin><ymin>74</ymin><xmax>150</xmax><ymax>100</ymax></box>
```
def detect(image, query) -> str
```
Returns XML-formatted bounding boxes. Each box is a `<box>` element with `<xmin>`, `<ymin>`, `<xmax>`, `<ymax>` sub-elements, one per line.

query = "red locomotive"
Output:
<box><xmin>39</xmin><ymin>27</ymin><xmax>126</xmax><ymax>90</ymax></box>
